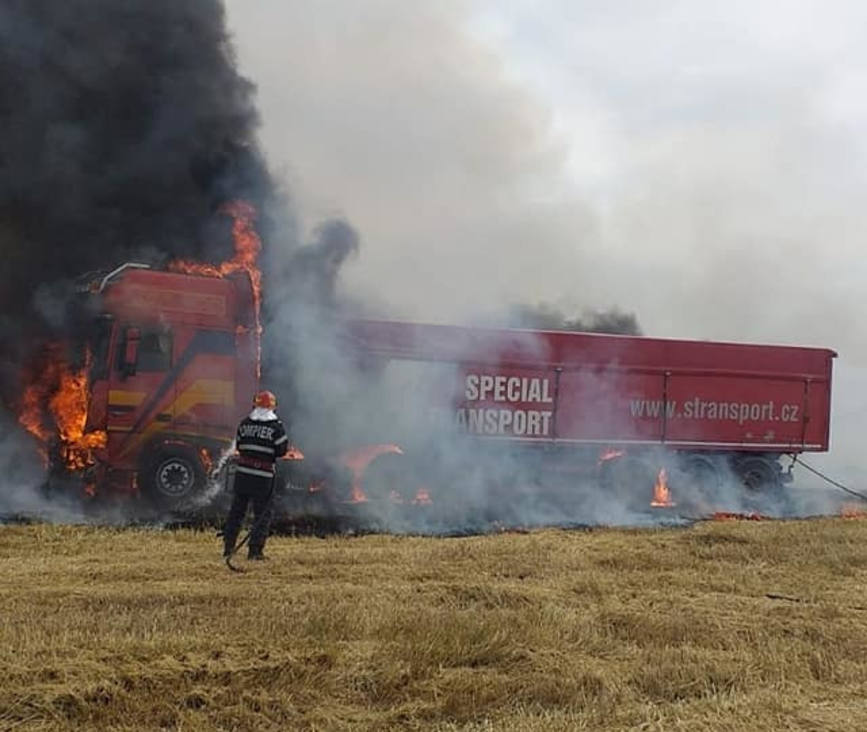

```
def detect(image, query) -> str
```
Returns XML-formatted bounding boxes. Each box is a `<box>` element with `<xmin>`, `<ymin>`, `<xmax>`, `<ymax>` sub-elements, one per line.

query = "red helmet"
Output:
<box><xmin>253</xmin><ymin>390</ymin><xmax>277</xmax><ymax>409</ymax></box>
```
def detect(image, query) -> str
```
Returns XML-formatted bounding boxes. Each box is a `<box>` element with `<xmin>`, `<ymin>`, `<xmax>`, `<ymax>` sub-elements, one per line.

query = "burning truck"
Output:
<box><xmin>14</xmin><ymin>206</ymin><xmax>835</xmax><ymax>520</ymax></box>
<box><xmin>2</xmin><ymin>1</ymin><xmax>838</xmax><ymax>526</ymax></box>
<box><xmin>16</xmin><ymin>202</ymin><xmax>265</xmax><ymax>510</ymax></box>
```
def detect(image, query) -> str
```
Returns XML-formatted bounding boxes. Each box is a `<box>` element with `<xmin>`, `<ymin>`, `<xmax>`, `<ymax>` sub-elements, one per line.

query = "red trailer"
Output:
<box><xmin>341</xmin><ymin>319</ymin><xmax>835</xmax><ymax>508</ymax></box>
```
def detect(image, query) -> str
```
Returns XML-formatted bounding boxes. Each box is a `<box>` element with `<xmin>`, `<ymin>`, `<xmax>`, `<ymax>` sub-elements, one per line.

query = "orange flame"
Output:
<box><xmin>281</xmin><ymin>446</ymin><xmax>305</xmax><ymax>461</ymax></box>
<box><xmin>340</xmin><ymin>446</ymin><xmax>403</xmax><ymax>504</ymax></box>
<box><xmin>48</xmin><ymin>351</ymin><xmax>107</xmax><ymax>471</ymax></box>
<box><xmin>199</xmin><ymin>448</ymin><xmax>213</xmax><ymax>475</ymax></box>
<box><xmin>841</xmin><ymin>503</ymin><xmax>867</xmax><ymax>519</ymax></box>
<box><xmin>18</xmin><ymin>344</ymin><xmax>107</xmax><ymax>472</ymax></box>
<box><xmin>598</xmin><ymin>448</ymin><xmax>624</xmax><ymax>466</ymax></box>
<box><xmin>19</xmin><ymin>385</ymin><xmax>52</xmax><ymax>444</ymax></box>
<box><xmin>19</xmin><ymin>365</ymin><xmax>56</xmax><ymax>467</ymax></box>
<box><xmin>412</xmin><ymin>487</ymin><xmax>432</xmax><ymax>505</ymax></box>
<box><xmin>348</xmin><ymin>479</ymin><xmax>368</xmax><ymax>503</ymax></box>
<box><xmin>168</xmin><ymin>200</ymin><xmax>263</xmax><ymax>378</ymax></box>
<box><xmin>600</xmin><ymin>448</ymin><xmax>624</xmax><ymax>461</ymax></box>
<box><xmin>712</xmin><ymin>511</ymin><xmax>767</xmax><ymax>521</ymax></box>
<box><xmin>650</xmin><ymin>467</ymin><xmax>675</xmax><ymax>508</ymax></box>
<box><xmin>385</xmin><ymin>486</ymin><xmax>432</xmax><ymax>505</ymax></box>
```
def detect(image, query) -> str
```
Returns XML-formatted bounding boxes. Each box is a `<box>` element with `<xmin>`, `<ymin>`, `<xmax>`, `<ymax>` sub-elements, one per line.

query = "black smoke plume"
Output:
<box><xmin>505</xmin><ymin>303</ymin><xmax>642</xmax><ymax>336</ymax></box>
<box><xmin>0</xmin><ymin>0</ymin><xmax>276</xmax><ymax>405</ymax></box>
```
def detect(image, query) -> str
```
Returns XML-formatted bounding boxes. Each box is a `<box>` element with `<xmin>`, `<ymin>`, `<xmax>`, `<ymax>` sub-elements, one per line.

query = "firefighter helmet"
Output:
<box><xmin>253</xmin><ymin>390</ymin><xmax>277</xmax><ymax>409</ymax></box>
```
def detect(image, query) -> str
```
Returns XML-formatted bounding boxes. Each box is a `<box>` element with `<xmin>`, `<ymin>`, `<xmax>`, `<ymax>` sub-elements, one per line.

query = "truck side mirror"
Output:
<box><xmin>122</xmin><ymin>327</ymin><xmax>140</xmax><ymax>378</ymax></box>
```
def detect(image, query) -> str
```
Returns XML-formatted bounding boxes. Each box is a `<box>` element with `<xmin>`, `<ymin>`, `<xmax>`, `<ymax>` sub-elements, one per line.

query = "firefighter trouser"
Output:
<box><xmin>223</xmin><ymin>472</ymin><xmax>274</xmax><ymax>556</ymax></box>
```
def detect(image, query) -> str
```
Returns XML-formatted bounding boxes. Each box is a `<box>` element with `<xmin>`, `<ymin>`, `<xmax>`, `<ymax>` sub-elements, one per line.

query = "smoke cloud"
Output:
<box><xmin>504</xmin><ymin>303</ymin><xmax>641</xmax><ymax>336</ymax></box>
<box><xmin>0</xmin><ymin>0</ymin><xmax>278</xmax><ymax>400</ymax></box>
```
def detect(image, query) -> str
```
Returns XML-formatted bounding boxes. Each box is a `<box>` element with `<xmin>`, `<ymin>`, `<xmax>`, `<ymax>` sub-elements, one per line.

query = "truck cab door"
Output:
<box><xmin>106</xmin><ymin>324</ymin><xmax>174</xmax><ymax>466</ymax></box>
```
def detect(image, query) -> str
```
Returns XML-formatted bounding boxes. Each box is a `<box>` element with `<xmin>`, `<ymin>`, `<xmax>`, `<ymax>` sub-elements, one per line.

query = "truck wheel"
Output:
<box><xmin>143</xmin><ymin>448</ymin><xmax>206</xmax><ymax>512</ymax></box>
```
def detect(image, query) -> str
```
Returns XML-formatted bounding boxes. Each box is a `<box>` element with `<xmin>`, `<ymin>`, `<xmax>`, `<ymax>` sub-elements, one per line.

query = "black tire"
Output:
<box><xmin>678</xmin><ymin>454</ymin><xmax>723</xmax><ymax>509</ymax></box>
<box><xmin>599</xmin><ymin>455</ymin><xmax>656</xmax><ymax>512</ymax></box>
<box><xmin>737</xmin><ymin>455</ymin><xmax>779</xmax><ymax>491</ymax></box>
<box><xmin>142</xmin><ymin>448</ymin><xmax>206</xmax><ymax>512</ymax></box>
<box><xmin>735</xmin><ymin>455</ymin><xmax>790</xmax><ymax>516</ymax></box>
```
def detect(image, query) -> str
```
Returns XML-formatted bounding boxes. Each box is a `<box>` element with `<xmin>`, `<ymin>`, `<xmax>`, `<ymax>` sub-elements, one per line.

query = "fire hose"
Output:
<box><xmin>790</xmin><ymin>454</ymin><xmax>867</xmax><ymax>502</ymax></box>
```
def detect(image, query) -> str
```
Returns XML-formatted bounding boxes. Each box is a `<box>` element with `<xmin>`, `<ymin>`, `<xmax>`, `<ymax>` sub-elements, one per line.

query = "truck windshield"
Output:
<box><xmin>114</xmin><ymin>325</ymin><xmax>173</xmax><ymax>373</ymax></box>
<box><xmin>137</xmin><ymin>329</ymin><xmax>173</xmax><ymax>371</ymax></box>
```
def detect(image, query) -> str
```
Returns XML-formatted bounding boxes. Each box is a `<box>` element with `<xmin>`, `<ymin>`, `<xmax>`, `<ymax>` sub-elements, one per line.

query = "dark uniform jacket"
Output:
<box><xmin>235</xmin><ymin>411</ymin><xmax>289</xmax><ymax>481</ymax></box>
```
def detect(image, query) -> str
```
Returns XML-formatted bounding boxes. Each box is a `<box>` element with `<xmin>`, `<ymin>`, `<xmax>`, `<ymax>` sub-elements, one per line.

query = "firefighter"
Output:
<box><xmin>222</xmin><ymin>390</ymin><xmax>289</xmax><ymax>560</ymax></box>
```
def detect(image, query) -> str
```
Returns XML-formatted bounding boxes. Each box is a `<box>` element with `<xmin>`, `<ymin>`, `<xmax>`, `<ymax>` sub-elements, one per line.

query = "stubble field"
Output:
<box><xmin>2</xmin><ymin>518</ymin><xmax>867</xmax><ymax>730</ymax></box>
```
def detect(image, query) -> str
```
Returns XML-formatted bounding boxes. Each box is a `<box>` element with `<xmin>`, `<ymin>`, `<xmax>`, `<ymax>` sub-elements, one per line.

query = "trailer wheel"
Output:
<box><xmin>142</xmin><ymin>448</ymin><xmax>206</xmax><ymax>512</ymax></box>
<box><xmin>737</xmin><ymin>456</ymin><xmax>779</xmax><ymax>492</ymax></box>
<box><xmin>362</xmin><ymin>453</ymin><xmax>415</xmax><ymax>503</ymax></box>
<box><xmin>736</xmin><ymin>456</ymin><xmax>790</xmax><ymax>515</ymax></box>
<box><xmin>599</xmin><ymin>455</ymin><xmax>656</xmax><ymax>512</ymax></box>
<box><xmin>679</xmin><ymin>454</ymin><xmax>722</xmax><ymax>507</ymax></box>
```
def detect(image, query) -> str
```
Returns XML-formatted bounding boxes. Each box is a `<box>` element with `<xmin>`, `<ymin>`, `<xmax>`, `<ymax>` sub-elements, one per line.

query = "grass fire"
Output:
<box><xmin>650</xmin><ymin>468</ymin><xmax>674</xmax><ymax>508</ymax></box>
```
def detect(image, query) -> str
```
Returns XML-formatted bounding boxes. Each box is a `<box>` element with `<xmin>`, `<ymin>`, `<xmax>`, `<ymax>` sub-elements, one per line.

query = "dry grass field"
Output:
<box><xmin>3</xmin><ymin>518</ymin><xmax>867</xmax><ymax>731</ymax></box>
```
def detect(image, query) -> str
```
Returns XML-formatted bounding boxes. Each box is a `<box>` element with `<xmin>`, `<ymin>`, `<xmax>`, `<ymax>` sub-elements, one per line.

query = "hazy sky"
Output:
<box><xmin>225</xmin><ymin>1</ymin><xmax>866</xmax><ymax>368</ymax></box>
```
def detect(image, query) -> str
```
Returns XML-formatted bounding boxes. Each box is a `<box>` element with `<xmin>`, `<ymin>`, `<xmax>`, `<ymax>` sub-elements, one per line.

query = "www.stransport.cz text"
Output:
<box><xmin>629</xmin><ymin>398</ymin><xmax>801</xmax><ymax>425</ymax></box>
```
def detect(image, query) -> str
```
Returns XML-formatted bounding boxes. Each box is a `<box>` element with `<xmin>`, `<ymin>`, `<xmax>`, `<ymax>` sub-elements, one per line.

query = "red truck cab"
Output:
<box><xmin>83</xmin><ymin>264</ymin><xmax>258</xmax><ymax>507</ymax></box>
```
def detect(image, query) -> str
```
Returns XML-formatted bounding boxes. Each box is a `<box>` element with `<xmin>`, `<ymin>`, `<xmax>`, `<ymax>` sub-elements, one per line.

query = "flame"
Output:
<box><xmin>282</xmin><ymin>446</ymin><xmax>305</xmax><ymax>461</ymax></box>
<box><xmin>650</xmin><ymin>467</ymin><xmax>675</xmax><ymax>508</ymax></box>
<box><xmin>49</xmin><ymin>350</ymin><xmax>107</xmax><ymax>471</ymax></box>
<box><xmin>168</xmin><ymin>200</ymin><xmax>263</xmax><ymax>378</ymax></box>
<box><xmin>18</xmin><ymin>343</ymin><xmax>107</xmax><ymax>472</ymax></box>
<box><xmin>199</xmin><ymin>448</ymin><xmax>213</xmax><ymax>475</ymax></box>
<box><xmin>340</xmin><ymin>445</ymin><xmax>404</xmax><ymax>503</ymax></box>
<box><xmin>412</xmin><ymin>487</ymin><xmax>432</xmax><ymax>505</ymax></box>
<box><xmin>712</xmin><ymin>511</ymin><xmax>767</xmax><ymax>521</ymax></box>
<box><xmin>18</xmin><ymin>362</ymin><xmax>57</xmax><ymax>466</ymax></box>
<box><xmin>840</xmin><ymin>503</ymin><xmax>867</xmax><ymax>519</ymax></box>
<box><xmin>597</xmin><ymin>447</ymin><xmax>624</xmax><ymax>466</ymax></box>
<box><xmin>348</xmin><ymin>479</ymin><xmax>368</xmax><ymax>503</ymax></box>
<box><xmin>385</xmin><ymin>486</ymin><xmax>432</xmax><ymax>505</ymax></box>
